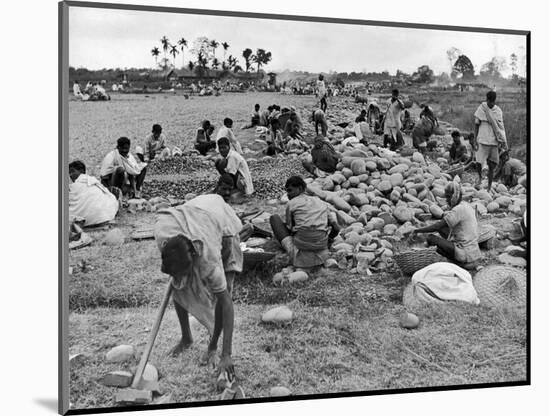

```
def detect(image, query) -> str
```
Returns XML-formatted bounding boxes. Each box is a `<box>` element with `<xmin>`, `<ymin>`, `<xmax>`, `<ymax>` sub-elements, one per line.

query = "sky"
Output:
<box><xmin>69</xmin><ymin>6</ymin><xmax>527</xmax><ymax>77</ymax></box>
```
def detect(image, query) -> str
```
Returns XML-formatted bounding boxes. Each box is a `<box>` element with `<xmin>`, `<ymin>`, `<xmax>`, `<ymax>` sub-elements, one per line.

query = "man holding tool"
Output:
<box><xmin>154</xmin><ymin>175</ymin><xmax>243</xmax><ymax>379</ymax></box>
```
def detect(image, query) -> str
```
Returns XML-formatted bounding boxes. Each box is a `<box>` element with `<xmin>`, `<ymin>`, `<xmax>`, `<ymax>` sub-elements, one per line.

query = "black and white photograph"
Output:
<box><xmin>60</xmin><ymin>1</ymin><xmax>529</xmax><ymax>413</ymax></box>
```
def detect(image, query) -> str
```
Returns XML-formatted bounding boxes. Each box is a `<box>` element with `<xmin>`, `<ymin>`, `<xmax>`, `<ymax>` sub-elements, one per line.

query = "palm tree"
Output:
<box><xmin>160</xmin><ymin>36</ymin><xmax>170</xmax><ymax>61</ymax></box>
<box><xmin>177</xmin><ymin>37</ymin><xmax>187</xmax><ymax>68</ymax></box>
<box><xmin>222</xmin><ymin>42</ymin><xmax>230</xmax><ymax>62</ymax></box>
<box><xmin>212</xmin><ymin>58</ymin><xmax>220</xmax><ymax>70</ymax></box>
<box><xmin>242</xmin><ymin>48</ymin><xmax>253</xmax><ymax>72</ymax></box>
<box><xmin>227</xmin><ymin>55</ymin><xmax>238</xmax><ymax>71</ymax></box>
<box><xmin>210</xmin><ymin>40</ymin><xmax>219</xmax><ymax>60</ymax></box>
<box><xmin>253</xmin><ymin>48</ymin><xmax>272</xmax><ymax>74</ymax></box>
<box><xmin>188</xmin><ymin>61</ymin><xmax>195</xmax><ymax>71</ymax></box>
<box><xmin>169</xmin><ymin>45</ymin><xmax>179</xmax><ymax>68</ymax></box>
<box><xmin>151</xmin><ymin>47</ymin><xmax>160</xmax><ymax>67</ymax></box>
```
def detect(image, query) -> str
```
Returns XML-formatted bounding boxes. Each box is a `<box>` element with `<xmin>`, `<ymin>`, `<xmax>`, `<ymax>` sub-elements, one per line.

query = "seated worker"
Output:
<box><xmin>269</xmin><ymin>176</ymin><xmax>340</xmax><ymax>268</ymax></box>
<box><xmin>216</xmin><ymin>118</ymin><xmax>243</xmax><ymax>154</ymax></box>
<box><xmin>69</xmin><ymin>160</ymin><xmax>119</xmax><ymax>226</ymax></box>
<box><xmin>154</xmin><ymin>182</ymin><xmax>243</xmax><ymax>379</ymax></box>
<box><xmin>494</xmin><ymin>150</ymin><xmax>527</xmax><ymax>188</ymax></box>
<box><xmin>283</xmin><ymin>112</ymin><xmax>305</xmax><ymax>141</ymax></box>
<box><xmin>354</xmin><ymin>109</ymin><xmax>371</xmax><ymax>142</ymax></box>
<box><xmin>195</xmin><ymin>120</ymin><xmax>216</xmax><ymax>156</ymax></box>
<box><xmin>285</xmin><ymin>135</ymin><xmax>309</xmax><ymax>155</ymax></box>
<box><xmin>412</xmin><ymin>181</ymin><xmax>481</xmax><ymax>266</ymax></box>
<box><xmin>242</xmin><ymin>104</ymin><xmax>261</xmax><ymax>129</ymax></box>
<box><xmin>302</xmin><ymin>135</ymin><xmax>342</xmax><ymax>177</ymax></box>
<box><xmin>259</xmin><ymin>105</ymin><xmax>272</xmax><ymax>127</ymax></box>
<box><xmin>266</xmin><ymin>118</ymin><xmax>285</xmax><ymax>156</ymax></box>
<box><xmin>419</xmin><ymin>104</ymin><xmax>438</xmax><ymax>127</ymax></box>
<box><xmin>100</xmin><ymin>136</ymin><xmax>147</xmax><ymax>198</ymax></box>
<box><xmin>449</xmin><ymin>130</ymin><xmax>470</xmax><ymax>164</ymax></box>
<box><xmin>137</xmin><ymin>124</ymin><xmax>170</xmax><ymax>162</ymax></box>
<box><xmin>312</xmin><ymin>108</ymin><xmax>328</xmax><ymax>137</ymax></box>
<box><xmin>215</xmin><ymin>137</ymin><xmax>254</xmax><ymax>196</ymax></box>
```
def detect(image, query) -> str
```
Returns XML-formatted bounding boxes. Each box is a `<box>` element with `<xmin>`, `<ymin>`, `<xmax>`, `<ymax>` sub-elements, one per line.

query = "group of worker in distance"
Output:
<box><xmin>68</xmin><ymin>82</ymin><xmax>526</xmax><ymax>394</ymax></box>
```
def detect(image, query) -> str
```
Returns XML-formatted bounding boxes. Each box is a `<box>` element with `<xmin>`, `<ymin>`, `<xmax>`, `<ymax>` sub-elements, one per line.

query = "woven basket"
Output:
<box><xmin>243</xmin><ymin>251</ymin><xmax>276</xmax><ymax>269</ymax></box>
<box><xmin>393</xmin><ymin>247</ymin><xmax>448</xmax><ymax>276</ymax></box>
<box><xmin>473</xmin><ymin>265</ymin><xmax>526</xmax><ymax>308</ymax></box>
<box><xmin>478</xmin><ymin>224</ymin><xmax>496</xmax><ymax>244</ymax></box>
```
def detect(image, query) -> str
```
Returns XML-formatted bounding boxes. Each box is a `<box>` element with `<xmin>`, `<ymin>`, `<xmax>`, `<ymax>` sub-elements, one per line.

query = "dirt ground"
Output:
<box><xmin>67</xmin><ymin>91</ymin><xmax>527</xmax><ymax>411</ymax></box>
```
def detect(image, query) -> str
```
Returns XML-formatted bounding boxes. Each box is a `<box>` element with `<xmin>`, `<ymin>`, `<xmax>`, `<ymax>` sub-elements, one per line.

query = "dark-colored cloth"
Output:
<box><xmin>195</xmin><ymin>141</ymin><xmax>216</xmax><ymax>156</ymax></box>
<box><xmin>294</xmin><ymin>229</ymin><xmax>329</xmax><ymax>251</ymax></box>
<box><xmin>311</xmin><ymin>139</ymin><xmax>339</xmax><ymax>173</ymax></box>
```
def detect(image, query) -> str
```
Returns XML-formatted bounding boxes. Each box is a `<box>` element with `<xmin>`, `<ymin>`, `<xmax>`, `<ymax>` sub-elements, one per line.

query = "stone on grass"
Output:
<box><xmin>399</xmin><ymin>312</ymin><xmax>420</xmax><ymax>329</ymax></box>
<box><xmin>69</xmin><ymin>353</ymin><xmax>87</xmax><ymax>366</ymax></box>
<box><xmin>103</xmin><ymin>229</ymin><xmax>125</xmax><ymax>246</ymax></box>
<box><xmin>498</xmin><ymin>253</ymin><xmax>527</xmax><ymax>268</ymax></box>
<box><xmin>114</xmin><ymin>390</ymin><xmax>152</xmax><ymax>406</ymax></box>
<box><xmin>261</xmin><ymin>306</ymin><xmax>293</xmax><ymax>324</ymax></box>
<box><xmin>101</xmin><ymin>371</ymin><xmax>133</xmax><ymax>387</ymax></box>
<box><xmin>383</xmin><ymin>224</ymin><xmax>398</xmax><ymax>235</ymax></box>
<box><xmin>106</xmin><ymin>345</ymin><xmax>135</xmax><ymax>363</ymax></box>
<box><xmin>142</xmin><ymin>363</ymin><xmax>159</xmax><ymax>382</ymax></box>
<box><xmin>270</xmin><ymin>386</ymin><xmax>292</xmax><ymax>397</ymax></box>
<box><xmin>288</xmin><ymin>271</ymin><xmax>309</xmax><ymax>284</ymax></box>
<box><xmin>272</xmin><ymin>272</ymin><xmax>285</xmax><ymax>284</ymax></box>
<box><xmin>487</xmin><ymin>202</ymin><xmax>500</xmax><ymax>213</ymax></box>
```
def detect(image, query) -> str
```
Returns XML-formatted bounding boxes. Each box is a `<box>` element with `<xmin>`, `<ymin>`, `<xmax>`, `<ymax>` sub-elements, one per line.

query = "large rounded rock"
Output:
<box><xmin>365</xmin><ymin>161</ymin><xmax>378</xmax><ymax>172</ymax></box>
<box><xmin>261</xmin><ymin>306</ymin><xmax>293</xmax><ymax>324</ymax></box>
<box><xmin>350</xmin><ymin>159</ymin><xmax>367</xmax><ymax>176</ymax></box>
<box><xmin>106</xmin><ymin>345</ymin><xmax>135</xmax><ymax>363</ymax></box>
<box><xmin>475</xmin><ymin>190</ymin><xmax>493</xmax><ymax>202</ymax></box>
<box><xmin>429</xmin><ymin>204</ymin><xmax>444</xmax><ymax>219</ymax></box>
<box><xmin>341</xmin><ymin>168</ymin><xmax>353</xmax><ymax>179</ymax></box>
<box><xmin>495</xmin><ymin>196</ymin><xmax>512</xmax><ymax>208</ymax></box>
<box><xmin>399</xmin><ymin>312</ymin><xmax>420</xmax><ymax>329</ymax></box>
<box><xmin>104</xmin><ymin>229</ymin><xmax>125</xmax><ymax>246</ymax></box>
<box><xmin>393</xmin><ymin>206</ymin><xmax>415</xmax><ymax>223</ymax></box>
<box><xmin>348</xmin><ymin>176</ymin><xmax>360</xmax><ymax>187</ymax></box>
<box><xmin>368</xmin><ymin>217</ymin><xmax>386</xmax><ymax>231</ymax></box>
<box><xmin>390</xmin><ymin>173</ymin><xmax>404</xmax><ymax>187</ymax></box>
<box><xmin>389</xmin><ymin>163</ymin><xmax>409</xmax><ymax>175</ymax></box>
<box><xmin>377</xmin><ymin>180</ymin><xmax>393</xmax><ymax>194</ymax></box>
<box><xmin>412</xmin><ymin>152</ymin><xmax>426</xmax><ymax>164</ymax></box>
<box><xmin>288</xmin><ymin>271</ymin><xmax>309</xmax><ymax>283</ymax></box>
<box><xmin>487</xmin><ymin>201</ymin><xmax>500</xmax><ymax>212</ymax></box>
<box><xmin>345</xmin><ymin>231</ymin><xmax>362</xmax><ymax>246</ymax></box>
<box><xmin>383</xmin><ymin>224</ymin><xmax>398</xmax><ymax>235</ymax></box>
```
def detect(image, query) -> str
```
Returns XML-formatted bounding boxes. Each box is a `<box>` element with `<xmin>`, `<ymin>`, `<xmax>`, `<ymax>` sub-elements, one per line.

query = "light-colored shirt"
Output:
<box><xmin>385</xmin><ymin>98</ymin><xmax>404</xmax><ymax>129</ymax></box>
<box><xmin>474</xmin><ymin>103</ymin><xmax>505</xmax><ymax>146</ymax></box>
<box><xmin>286</xmin><ymin>193</ymin><xmax>329</xmax><ymax>234</ymax></box>
<box><xmin>225</xmin><ymin>150</ymin><xmax>254</xmax><ymax>195</ymax></box>
<box><xmin>69</xmin><ymin>174</ymin><xmax>118</xmax><ymax>226</ymax></box>
<box><xmin>145</xmin><ymin>133</ymin><xmax>167</xmax><ymax>158</ymax></box>
<box><xmin>444</xmin><ymin>202</ymin><xmax>481</xmax><ymax>262</ymax></box>
<box><xmin>216</xmin><ymin>126</ymin><xmax>243</xmax><ymax>154</ymax></box>
<box><xmin>100</xmin><ymin>149</ymin><xmax>142</xmax><ymax>177</ymax></box>
<box><xmin>316</xmin><ymin>80</ymin><xmax>327</xmax><ymax>97</ymax></box>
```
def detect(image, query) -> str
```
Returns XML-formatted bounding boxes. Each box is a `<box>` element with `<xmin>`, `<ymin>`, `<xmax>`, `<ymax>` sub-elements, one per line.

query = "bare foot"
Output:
<box><xmin>168</xmin><ymin>338</ymin><xmax>193</xmax><ymax>357</ymax></box>
<box><xmin>199</xmin><ymin>349</ymin><xmax>219</xmax><ymax>369</ymax></box>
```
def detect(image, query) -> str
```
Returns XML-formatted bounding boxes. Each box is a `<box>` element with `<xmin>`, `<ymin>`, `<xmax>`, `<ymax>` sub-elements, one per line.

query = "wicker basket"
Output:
<box><xmin>393</xmin><ymin>247</ymin><xmax>448</xmax><ymax>276</ymax></box>
<box><xmin>473</xmin><ymin>265</ymin><xmax>526</xmax><ymax>308</ymax></box>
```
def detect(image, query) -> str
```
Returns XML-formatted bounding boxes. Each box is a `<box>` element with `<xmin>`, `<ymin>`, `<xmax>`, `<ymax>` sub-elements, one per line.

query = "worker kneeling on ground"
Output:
<box><xmin>270</xmin><ymin>176</ymin><xmax>340</xmax><ymax>269</ymax></box>
<box><xmin>154</xmin><ymin>177</ymin><xmax>243</xmax><ymax>379</ymax></box>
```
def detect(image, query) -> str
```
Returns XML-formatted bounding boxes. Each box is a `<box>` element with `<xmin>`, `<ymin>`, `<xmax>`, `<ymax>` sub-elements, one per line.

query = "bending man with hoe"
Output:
<box><xmin>154</xmin><ymin>177</ymin><xmax>243</xmax><ymax>381</ymax></box>
<box><xmin>412</xmin><ymin>182</ymin><xmax>481</xmax><ymax>267</ymax></box>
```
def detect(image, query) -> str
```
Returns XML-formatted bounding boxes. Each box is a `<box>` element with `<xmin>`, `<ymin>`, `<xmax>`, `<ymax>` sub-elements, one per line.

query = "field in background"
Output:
<box><xmin>68</xmin><ymin>90</ymin><xmax>527</xmax><ymax>410</ymax></box>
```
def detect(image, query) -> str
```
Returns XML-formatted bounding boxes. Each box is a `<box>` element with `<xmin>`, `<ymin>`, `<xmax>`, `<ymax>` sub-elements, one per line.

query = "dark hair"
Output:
<box><xmin>318</xmin><ymin>74</ymin><xmax>324</xmax><ymax>80</ymax></box>
<box><xmin>152</xmin><ymin>124</ymin><xmax>162</xmax><ymax>133</ymax></box>
<box><xmin>466</xmin><ymin>132</ymin><xmax>475</xmax><ymax>141</ymax></box>
<box><xmin>451</xmin><ymin>130</ymin><xmax>460</xmax><ymax>138</ymax></box>
<box><xmin>217</xmin><ymin>137</ymin><xmax>231</xmax><ymax>148</ymax></box>
<box><xmin>392</xmin><ymin>89</ymin><xmax>399</xmax><ymax>96</ymax></box>
<box><xmin>486</xmin><ymin>90</ymin><xmax>497</xmax><ymax>102</ymax></box>
<box><xmin>202</xmin><ymin>120</ymin><xmax>211</xmax><ymax>129</ymax></box>
<box><xmin>69</xmin><ymin>160</ymin><xmax>86</xmax><ymax>173</ymax></box>
<box><xmin>117</xmin><ymin>136</ymin><xmax>131</xmax><ymax>148</ymax></box>
<box><xmin>218</xmin><ymin>173</ymin><xmax>235</xmax><ymax>188</ymax></box>
<box><xmin>161</xmin><ymin>234</ymin><xmax>194</xmax><ymax>273</ymax></box>
<box><xmin>360</xmin><ymin>109</ymin><xmax>367</xmax><ymax>115</ymax></box>
<box><xmin>223</xmin><ymin>117</ymin><xmax>233</xmax><ymax>126</ymax></box>
<box><xmin>267</xmin><ymin>105</ymin><xmax>273</xmax><ymax>111</ymax></box>
<box><xmin>254</xmin><ymin>103</ymin><xmax>260</xmax><ymax>109</ymax></box>
<box><xmin>285</xmin><ymin>175</ymin><xmax>307</xmax><ymax>190</ymax></box>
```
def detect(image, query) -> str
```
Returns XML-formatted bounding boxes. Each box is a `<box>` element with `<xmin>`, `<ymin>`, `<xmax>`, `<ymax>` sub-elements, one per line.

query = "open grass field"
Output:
<box><xmin>67</xmin><ymin>91</ymin><xmax>527</xmax><ymax>411</ymax></box>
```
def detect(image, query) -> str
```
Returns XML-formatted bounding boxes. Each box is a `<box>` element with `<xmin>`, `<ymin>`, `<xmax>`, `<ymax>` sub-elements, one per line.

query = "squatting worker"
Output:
<box><xmin>154</xmin><ymin>178</ymin><xmax>244</xmax><ymax>379</ymax></box>
<box><xmin>215</xmin><ymin>137</ymin><xmax>254</xmax><ymax>196</ymax></box>
<box><xmin>474</xmin><ymin>90</ymin><xmax>507</xmax><ymax>190</ymax></box>
<box><xmin>270</xmin><ymin>176</ymin><xmax>340</xmax><ymax>268</ymax></box>
<box><xmin>412</xmin><ymin>181</ymin><xmax>481</xmax><ymax>266</ymax></box>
